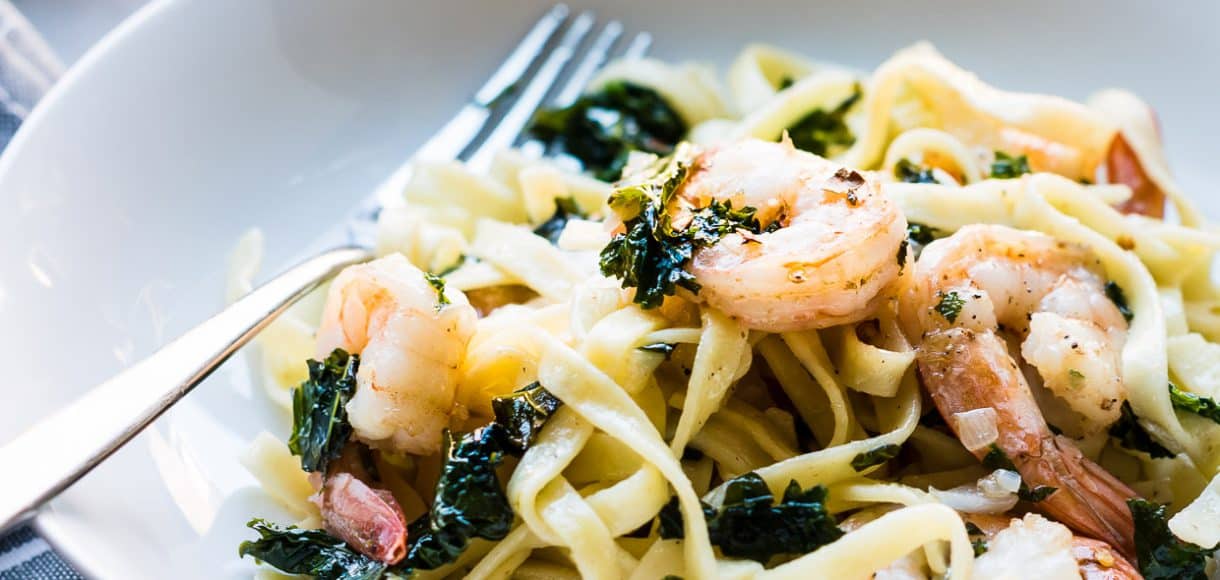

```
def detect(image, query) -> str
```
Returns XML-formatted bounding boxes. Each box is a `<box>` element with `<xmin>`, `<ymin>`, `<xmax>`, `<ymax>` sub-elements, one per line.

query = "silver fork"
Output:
<box><xmin>0</xmin><ymin>4</ymin><xmax>650</xmax><ymax>533</ymax></box>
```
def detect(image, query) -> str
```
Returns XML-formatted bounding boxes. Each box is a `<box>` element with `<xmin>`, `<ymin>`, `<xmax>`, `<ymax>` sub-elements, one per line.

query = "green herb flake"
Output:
<box><xmin>1168</xmin><ymin>382</ymin><xmax>1220</xmax><ymax>425</ymax></box>
<box><xmin>1128</xmin><ymin>498</ymin><xmax>1219</xmax><ymax>580</ymax></box>
<box><xmin>529</xmin><ymin>81</ymin><xmax>686</xmax><ymax>182</ymax></box>
<box><xmin>599</xmin><ymin>147</ymin><xmax>766</xmax><ymax>309</ymax></box>
<box><xmin>786</xmin><ymin>84</ymin><xmax>862</xmax><ymax>157</ymax></box>
<box><xmin>657</xmin><ymin>472</ymin><xmax>843</xmax><ymax>563</ymax></box>
<box><xmin>289</xmin><ymin>349</ymin><xmax>359</xmax><ymax>473</ymax></box>
<box><xmin>964</xmin><ymin>522</ymin><xmax>989</xmax><ymax>556</ymax></box>
<box><xmin>934</xmin><ymin>291</ymin><xmax>966</xmax><ymax>323</ymax></box>
<box><xmin>1110</xmin><ymin>401</ymin><xmax>1175</xmax><ymax>458</ymax></box>
<box><xmin>1068</xmin><ymin>369</ymin><xmax>1086</xmax><ymax>388</ymax></box>
<box><xmin>895</xmin><ymin>158</ymin><xmax>939</xmax><ymax>184</ymax></box>
<box><xmin>1104</xmin><ymin>281</ymin><xmax>1135</xmax><ymax>323</ymax></box>
<box><xmin>424</xmin><ymin>272</ymin><xmax>450</xmax><ymax>310</ymax></box>
<box><xmin>990</xmin><ymin>151</ymin><xmax>1032</xmax><ymax>179</ymax></box>
<box><xmin>239</xmin><ymin>519</ymin><xmax>385</xmax><ymax>580</ymax></box>
<box><xmin>533</xmin><ymin>196</ymin><xmax>585</xmax><ymax>245</ymax></box>
<box><xmin>850</xmin><ymin>444</ymin><xmax>901</xmax><ymax>472</ymax></box>
<box><xmin>981</xmin><ymin>444</ymin><xmax>1017</xmax><ymax>471</ymax></box>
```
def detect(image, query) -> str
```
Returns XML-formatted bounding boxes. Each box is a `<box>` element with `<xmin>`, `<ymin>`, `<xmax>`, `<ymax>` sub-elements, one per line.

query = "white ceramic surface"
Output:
<box><xmin>0</xmin><ymin>0</ymin><xmax>1217</xmax><ymax>577</ymax></box>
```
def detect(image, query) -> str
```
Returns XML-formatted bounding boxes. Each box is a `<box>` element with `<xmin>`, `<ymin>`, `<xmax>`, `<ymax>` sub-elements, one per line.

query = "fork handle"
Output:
<box><xmin>0</xmin><ymin>246</ymin><xmax>371</xmax><ymax>532</ymax></box>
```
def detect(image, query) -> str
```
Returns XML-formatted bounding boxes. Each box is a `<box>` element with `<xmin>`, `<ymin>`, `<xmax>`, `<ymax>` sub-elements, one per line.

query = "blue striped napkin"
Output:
<box><xmin>0</xmin><ymin>2</ymin><xmax>83</xmax><ymax>577</ymax></box>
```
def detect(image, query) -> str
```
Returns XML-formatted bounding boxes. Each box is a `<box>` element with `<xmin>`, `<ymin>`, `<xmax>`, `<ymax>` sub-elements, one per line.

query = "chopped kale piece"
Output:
<box><xmin>934</xmin><ymin>291</ymin><xmax>966</xmax><ymax>323</ymax></box>
<box><xmin>785</xmin><ymin>85</ymin><xmax>862</xmax><ymax>157</ymax></box>
<box><xmin>239</xmin><ymin>519</ymin><xmax>385</xmax><ymax>580</ymax></box>
<box><xmin>1129</xmin><ymin>498</ymin><xmax>1218</xmax><ymax>580</ymax></box>
<box><xmin>850</xmin><ymin>444</ymin><xmax>901</xmax><ymax>472</ymax></box>
<box><xmin>532</xmin><ymin>196</ymin><xmax>586</xmax><ymax>244</ymax></box>
<box><xmin>1168</xmin><ymin>382</ymin><xmax>1220</xmax><ymax>425</ymax></box>
<box><xmin>990</xmin><ymin>151</ymin><xmax>1032</xmax><ymax>179</ymax></box>
<box><xmin>1110</xmin><ymin>402</ymin><xmax>1175</xmax><ymax>458</ymax></box>
<box><xmin>529</xmin><ymin>81</ymin><xmax>686</xmax><ymax>181</ymax></box>
<box><xmin>289</xmin><ymin>349</ymin><xmax>360</xmax><ymax>473</ymax></box>
<box><xmin>1104</xmin><ymin>281</ymin><xmax>1135</xmax><ymax>323</ymax></box>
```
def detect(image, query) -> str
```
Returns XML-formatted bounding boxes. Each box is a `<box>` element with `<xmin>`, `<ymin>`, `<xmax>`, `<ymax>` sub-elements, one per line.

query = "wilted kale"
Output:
<box><xmin>894</xmin><ymin>159</ymin><xmax>939</xmax><ymax>184</ymax></box>
<box><xmin>529</xmin><ymin>81</ymin><xmax>687</xmax><ymax>181</ymax></box>
<box><xmin>1110</xmin><ymin>402</ymin><xmax>1175</xmax><ymax>458</ymax></box>
<box><xmin>1168</xmin><ymin>382</ymin><xmax>1220</xmax><ymax>425</ymax></box>
<box><xmin>289</xmin><ymin>349</ymin><xmax>360</xmax><ymax>473</ymax></box>
<box><xmin>1105</xmin><ymin>281</ymin><xmax>1135</xmax><ymax>323</ymax></box>
<box><xmin>1128</xmin><ymin>498</ymin><xmax>1218</xmax><ymax>580</ymax></box>
<box><xmin>981</xmin><ymin>444</ymin><xmax>1016</xmax><ymax>471</ymax></box>
<box><xmin>851</xmin><ymin>444</ymin><xmax>901</xmax><ymax>472</ymax></box>
<box><xmin>989</xmin><ymin>151</ymin><xmax>1031</xmax><ymax>179</ymax></box>
<box><xmin>491</xmin><ymin>381</ymin><xmax>563</xmax><ymax>453</ymax></box>
<box><xmin>239</xmin><ymin>519</ymin><xmax>385</xmax><ymax>580</ymax></box>
<box><xmin>532</xmin><ymin>196</ymin><xmax>585</xmax><ymax>244</ymax></box>
<box><xmin>599</xmin><ymin>149</ymin><xmax>765</xmax><ymax>309</ymax></box>
<box><xmin>1019</xmin><ymin>485</ymin><xmax>1058</xmax><ymax>503</ymax></box>
<box><xmin>934</xmin><ymin>291</ymin><xmax>965</xmax><ymax>323</ymax></box>
<box><xmin>657</xmin><ymin>472</ymin><xmax>844</xmax><ymax>563</ymax></box>
<box><xmin>403</xmin><ymin>384</ymin><xmax>563</xmax><ymax>570</ymax></box>
<box><xmin>785</xmin><ymin>84</ymin><xmax>862</xmax><ymax>157</ymax></box>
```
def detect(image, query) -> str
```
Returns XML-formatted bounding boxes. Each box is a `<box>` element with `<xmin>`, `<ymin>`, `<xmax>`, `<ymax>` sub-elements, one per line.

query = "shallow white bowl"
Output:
<box><xmin>1</xmin><ymin>0</ymin><xmax>1217</xmax><ymax>577</ymax></box>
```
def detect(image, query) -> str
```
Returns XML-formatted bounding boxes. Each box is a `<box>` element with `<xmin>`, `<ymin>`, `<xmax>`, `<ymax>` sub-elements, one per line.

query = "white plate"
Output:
<box><xmin>1</xmin><ymin>0</ymin><xmax>1217</xmax><ymax>577</ymax></box>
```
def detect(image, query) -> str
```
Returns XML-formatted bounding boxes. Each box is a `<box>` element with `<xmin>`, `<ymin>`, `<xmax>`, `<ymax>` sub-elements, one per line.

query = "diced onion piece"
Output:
<box><xmin>930</xmin><ymin>484</ymin><xmax>1018</xmax><ymax>514</ymax></box>
<box><xmin>978</xmin><ymin>469</ymin><xmax>1022</xmax><ymax>499</ymax></box>
<box><xmin>952</xmin><ymin>407</ymin><xmax>999</xmax><ymax>452</ymax></box>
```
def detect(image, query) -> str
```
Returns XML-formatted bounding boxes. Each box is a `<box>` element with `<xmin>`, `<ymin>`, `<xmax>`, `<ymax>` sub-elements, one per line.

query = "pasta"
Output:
<box><xmin>232</xmin><ymin>43</ymin><xmax>1220</xmax><ymax>579</ymax></box>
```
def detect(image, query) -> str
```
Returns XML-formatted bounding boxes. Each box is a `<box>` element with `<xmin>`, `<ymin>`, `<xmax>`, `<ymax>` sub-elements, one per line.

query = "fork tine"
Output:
<box><xmin>408</xmin><ymin>4</ymin><xmax>570</xmax><ymax>164</ymax></box>
<box><xmin>621</xmin><ymin>32</ymin><xmax>652</xmax><ymax>60</ymax></box>
<box><xmin>549</xmin><ymin>21</ymin><xmax>623</xmax><ymax>109</ymax></box>
<box><xmin>463</xmin><ymin>11</ymin><xmax>596</xmax><ymax>171</ymax></box>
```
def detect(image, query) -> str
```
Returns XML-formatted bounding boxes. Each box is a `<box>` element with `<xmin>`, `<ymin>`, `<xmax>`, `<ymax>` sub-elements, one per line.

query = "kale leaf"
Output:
<box><xmin>894</xmin><ymin>159</ymin><xmax>939</xmax><ymax>184</ymax></box>
<box><xmin>529</xmin><ymin>81</ymin><xmax>687</xmax><ymax>181</ymax></box>
<box><xmin>1110</xmin><ymin>402</ymin><xmax>1175</xmax><ymax>458</ymax></box>
<box><xmin>1019</xmin><ymin>485</ymin><xmax>1058</xmax><ymax>503</ymax></box>
<box><xmin>657</xmin><ymin>472</ymin><xmax>843</xmax><ymax>563</ymax></box>
<box><xmin>403</xmin><ymin>384</ymin><xmax>562</xmax><ymax>570</ymax></box>
<box><xmin>491</xmin><ymin>382</ymin><xmax>563</xmax><ymax>453</ymax></box>
<box><xmin>990</xmin><ymin>151</ymin><xmax>1031</xmax><ymax>179</ymax></box>
<box><xmin>981</xmin><ymin>444</ymin><xmax>1017</xmax><ymax>471</ymax></box>
<box><xmin>934</xmin><ymin>291</ymin><xmax>965</xmax><ymax>323</ymax></box>
<box><xmin>1168</xmin><ymin>382</ymin><xmax>1220</xmax><ymax>425</ymax></box>
<box><xmin>239</xmin><ymin>519</ymin><xmax>385</xmax><ymax>580</ymax></box>
<box><xmin>785</xmin><ymin>84</ymin><xmax>862</xmax><ymax>157</ymax></box>
<box><xmin>289</xmin><ymin>349</ymin><xmax>360</xmax><ymax>473</ymax></box>
<box><xmin>599</xmin><ymin>148</ymin><xmax>765</xmax><ymax>309</ymax></box>
<box><xmin>851</xmin><ymin>444</ymin><xmax>901</xmax><ymax>472</ymax></box>
<box><xmin>532</xmin><ymin>196</ymin><xmax>585</xmax><ymax>245</ymax></box>
<box><xmin>1105</xmin><ymin>281</ymin><xmax>1135</xmax><ymax>322</ymax></box>
<box><xmin>1129</xmin><ymin>498</ymin><xmax>1218</xmax><ymax>580</ymax></box>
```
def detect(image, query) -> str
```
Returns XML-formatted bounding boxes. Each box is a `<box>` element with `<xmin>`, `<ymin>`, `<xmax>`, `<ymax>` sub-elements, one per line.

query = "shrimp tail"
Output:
<box><xmin>313</xmin><ymin>472</ymin><xmax>409</xmax><ymax>564</ymax></box>
<box><xmin>917</xmin><ymin>328</ymin><xmax>1138</xmax><ymax>559</ymax></box>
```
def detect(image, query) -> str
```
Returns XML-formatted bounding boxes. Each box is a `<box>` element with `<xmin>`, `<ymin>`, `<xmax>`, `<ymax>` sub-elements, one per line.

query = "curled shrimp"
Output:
<box><xmin>1108</xmin><ymin>133</ymin><xmax>1165</xmax><ymax>219</ymax></box>
<box><xmin>901</xmin><ymin>224</ymin><xmax>1138</xmax><ymax>556</ymax></box>
<box><xmin>679</xmin><ymin>138</ymin><xmax>907</xmax><ymax>332</ymax></box>
<box><xmin>315</xmin><ymin>253</ymin><xmax>477</xmax><ymax>456</ymax></box>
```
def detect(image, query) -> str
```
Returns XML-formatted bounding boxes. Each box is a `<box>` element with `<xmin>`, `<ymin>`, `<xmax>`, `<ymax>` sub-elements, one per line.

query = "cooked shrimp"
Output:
<box><xmin>315</xmin><ymin>253</ymin><xmax>477</xmax><ymax>455</ymax></box>
<box><xmin>679</xmin><ymin>138</ymin><xmax>907</xmax><ymax>332</ymax></box>
<box><xmin>902</xmin><ymin>225</ymin><xmax>1138</xmax><ymax>556</ymax></box>
<box><xmin>1108</xmin><ymin>133</ymin><xmax>1165</xmax><ymax>219</ymax></box>
<box><xmin>902</xmin><ymin>225</ymin><xmax>1128</xmax><ymax>433</ymax></box>
<box><xmin>965</xmin><ymin>513</ymin><xmax>1140</xmax><ymax>579</ymax></box>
